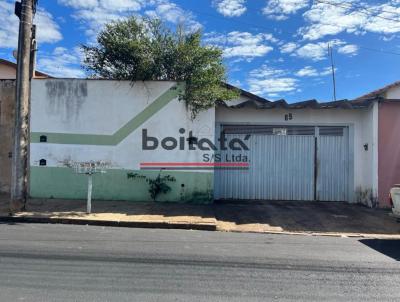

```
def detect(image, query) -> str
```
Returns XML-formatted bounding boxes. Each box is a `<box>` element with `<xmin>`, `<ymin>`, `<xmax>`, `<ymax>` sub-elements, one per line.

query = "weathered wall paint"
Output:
<box><xmin>0</xmin><ymin>80</ymin><xmax>15</xmax><ymax>193</ymax></box>
<box><xmin>216</xmin><ymin>106</ymin><xmax>377</xmax><ymax>204</ymax></box>
<box><xmin>30</xmin><ymin>79</ymin><xmax>215</xmax><ymax>203</ymax></box>
<box><xmin>378</xmin><ymin>101</ymin><xmax>400</xmax><ymax>208</ymax></box>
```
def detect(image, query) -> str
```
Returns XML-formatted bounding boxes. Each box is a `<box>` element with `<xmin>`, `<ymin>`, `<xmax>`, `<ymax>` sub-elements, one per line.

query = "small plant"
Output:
<box><xmin>127</xmin><ymin>171</ymin><xmax>176</xmax><ymax>201</ymax></box>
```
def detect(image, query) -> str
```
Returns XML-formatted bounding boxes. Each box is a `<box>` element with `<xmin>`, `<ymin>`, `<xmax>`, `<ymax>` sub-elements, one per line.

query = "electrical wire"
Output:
<box><xmin>357</xmin><ymin>45</ymin><xmax>400</xmax><ymax>56</ymax></box>
<box><xmin>316</xmin><ymin>0</ymin><xmax>400</xmax><ymax>17</ymax></box>
<box><xmin>190</xmin><ymin>4</ymin><xmax>400</xmax><ymax>57</ymax></box>
<box><xmin>314</xmin><ymin>0</ymin><xmax>400</xmax><ymax>22</ymax></box>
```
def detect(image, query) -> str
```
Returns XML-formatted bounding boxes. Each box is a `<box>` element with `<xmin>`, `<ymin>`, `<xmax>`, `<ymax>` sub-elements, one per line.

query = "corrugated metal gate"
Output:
<box><xmin>214</xmin><ymin>125</ymin><xmax>349</xmax><ymax>202</ymax></box>
<box><xmin>317</xmin><ymin>127</ymin><xmax>350</xmax><ymax>201</ymax></box>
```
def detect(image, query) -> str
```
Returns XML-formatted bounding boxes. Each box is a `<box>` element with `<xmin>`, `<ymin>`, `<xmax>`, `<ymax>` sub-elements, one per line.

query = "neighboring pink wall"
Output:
<box><xmin>378</xmin><ymin>102</ymin><xmax>400</xmax><ymax>207</ymax></box>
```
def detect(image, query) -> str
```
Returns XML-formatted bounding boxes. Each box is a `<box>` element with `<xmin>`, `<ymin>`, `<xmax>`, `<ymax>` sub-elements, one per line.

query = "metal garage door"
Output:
<box><xmin>214</xmin><ymin>125</ymin><xmax>350</xmax><ymax>202</ymax></box>
<box><xmin>317</xmin><ymin>127</ymin><xmax>350</xmax><ymax>201</ymax></box>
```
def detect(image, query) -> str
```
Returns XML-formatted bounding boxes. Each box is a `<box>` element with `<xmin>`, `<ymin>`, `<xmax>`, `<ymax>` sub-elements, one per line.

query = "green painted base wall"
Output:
<box><xmin>30</xmin><ymin>167</ymin><xmax>214</xmax><ymax>204</ymax></box>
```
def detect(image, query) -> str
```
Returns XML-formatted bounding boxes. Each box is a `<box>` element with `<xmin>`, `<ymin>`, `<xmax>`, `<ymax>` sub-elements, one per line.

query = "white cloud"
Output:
<box><xmin>249</xmin><ymin>65</ymin><xmax>286</xmax><ymax>78</ymax></box>
<box><xmin>204</xmin><ymin>31</ymin><xmax>276</xmax><ymax>60</ymax></box>
<box><xmin>337</xmin><ymin>44</ymin><xmax>358</xmax><ymax>55</ymax></box>
<box><xmin>0</xmin><ymin>1</ymin><xmax>62</xmax><ymax>49</ymax></box>
<box><xmin>100</xmin><ymin>0</ymin><xmax>143</xmax><ymax>11</ymax></box>
<box><xmin>294</xmin><ymin>42</ymin><xmax>332</xmax><ymax>61</ymax></box>
<box><xmin>280</xmin><ymin>42</ymin><xmax>298</xmax><ymax>53</ymax></box>
<box><xmin>59</xmin><ymin>0</ymin><xmax>201</xmax><ymax>40</ymax></box>
<box><xmin>58</xmin><ymin>0</ymin><xmax>98</xmax><ymax>9</ymax></box>
<box><xmin>0</xmin><ymin>2</ymin><xmax>19</xmax><ymax>48</ymax></box>
<box><xmin>263</xmin><ymin>0</ymin><xmax>309</xmax><ymax>20</ymax></box>
<box><xmin>299</xmin><ymin>0</ymin><xmax>400</xmax><ymax>40</ymax></box>
<box><xmin>61</xmin><ymin>0</ymin><xmax>143</xmax><ymax>38</ymax></box>
<box><xmin>282</xmin><ymin>39</ymin><xmax>358</xmax><ymax>61</ymax></box>
<box><xmin>249</xmin><ymin>77</ymin><xmax>298</xmax><ymax>96</ymax></box>
<box><xmin>295</xmin><ymin>66</ymin><xmax>318</xmax><ymax>77</ymax></box>
<box><xmin>213</xmin><ymin>0</ymin><xmax>247</xmax><ymax>17</ymax></box>
<box><xmin>144</xmin><ymin>1</ymin><xmax>201</xmax><ymax>32</ymax></box>
<box><xmin>35</xmin><ymin>9</ymin><xmax>63</xmax><ymax>45</ymax></box>
<box><xmin>295</xmin><ymin>66</ymin><xmax>334</xmax><ymax>77</ymax></box>
<box><xmin>319</xmin><ymin>67</ymin><xmax>334</xmax><ymax>76</ymax></box>
<box><xmin>247</xmin><ymin>65</ymin><xmax>298</xmax><ymax>97</ymax></box>
<box><xmin>58</xmin><ymin>0</ymin><xmax>145</xmax><ymax>10</ymax></box>
<box><xmin>224</xmin><ymin>45</ymin><xmax>273</xmax><ymax>58</ymax></box>
<box><xmin>37</xmin><ymin>47</ymin><xmax>86</xmax><ymax>78</ymax></box>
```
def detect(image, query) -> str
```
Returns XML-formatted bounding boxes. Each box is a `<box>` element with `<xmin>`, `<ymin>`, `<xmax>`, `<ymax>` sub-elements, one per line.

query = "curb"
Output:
<box><xmin>0</xmin><ymin>216</ymin><xmax>217</xmax><ymax>231</ymax></box>
<box><xmin>218</xmin><ymin>228</ymin><xmax>400</xmax><ymax>239</ymax></box>
<box><xmin>1</xmin><ymin>216</ymin><xmax>398</xmax><ymax>238</ymax></box>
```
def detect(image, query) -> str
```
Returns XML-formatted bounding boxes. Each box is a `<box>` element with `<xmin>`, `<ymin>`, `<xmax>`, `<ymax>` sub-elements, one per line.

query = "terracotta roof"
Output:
<box><xmin>0</xmin><ymin>58</ymin><xmax>51</xmax><ymax>78</ymax></box>
<box><xmin>356</xmin><ymin>81</ymin><xmax>400</xmax><ymax>100</ymax></box>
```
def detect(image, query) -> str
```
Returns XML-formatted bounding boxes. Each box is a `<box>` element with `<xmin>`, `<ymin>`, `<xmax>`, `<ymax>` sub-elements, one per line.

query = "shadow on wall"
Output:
<box><xmin>359</xmin><ymin>239</ymin><xmax>400</xmax><ymax>261</ymax></box>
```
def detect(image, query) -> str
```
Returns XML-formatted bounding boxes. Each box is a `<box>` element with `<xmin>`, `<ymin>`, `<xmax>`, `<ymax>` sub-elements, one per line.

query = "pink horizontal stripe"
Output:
<box><xmin>140</xmin><ymin>162</ymin><xmax>249</xmax><ymax>167</ymax></box>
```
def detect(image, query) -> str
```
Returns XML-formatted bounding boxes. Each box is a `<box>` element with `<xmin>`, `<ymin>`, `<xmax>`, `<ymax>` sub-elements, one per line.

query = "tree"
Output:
<box><xmin>82</xmin><ymin>17</ymin><xmax>239</xmax><ymax>118</ymax></box>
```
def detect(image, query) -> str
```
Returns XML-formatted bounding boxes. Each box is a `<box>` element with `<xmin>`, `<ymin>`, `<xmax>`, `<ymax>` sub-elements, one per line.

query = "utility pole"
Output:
<box><xmin>328</xmin><ymin>43</ymin><xmax>337</xmax><ymax>101</ymax></box>
<box><xmin>11</xmin><ymin>0</ymin><xmax>36</xmax><ymax>212</ymax></box>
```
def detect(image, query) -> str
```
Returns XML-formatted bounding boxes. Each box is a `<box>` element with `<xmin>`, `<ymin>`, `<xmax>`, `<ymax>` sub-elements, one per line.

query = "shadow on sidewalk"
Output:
<box><xmin>359</xmin><ymin>239</ymin><xmax>400</xmax><ymax>260</ymax></box>
<box><xmin>213</xmin><ymin>200</ymin><xmax>400</xmax><ymax>235</ymax></box>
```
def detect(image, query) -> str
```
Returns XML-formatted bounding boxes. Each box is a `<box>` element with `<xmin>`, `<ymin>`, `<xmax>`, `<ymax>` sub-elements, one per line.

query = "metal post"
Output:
<box><xmin>328</xmin><ymin>43</ymin><xmax>337</xmax><ymax>101</ymax></box>
<box><xmin>11</xmin><ymin>0</ymin><xmax>34</xmax><ymax>212</ymax></box>
<box><xmin>30</xmin><ymin>24</ymin><xmax>37</xmax><ymax>79</ymax></box>
<box><xmin>87</xmin><ymin>174</ymin><xmax>92</xmax><ymax>214</ymax></box>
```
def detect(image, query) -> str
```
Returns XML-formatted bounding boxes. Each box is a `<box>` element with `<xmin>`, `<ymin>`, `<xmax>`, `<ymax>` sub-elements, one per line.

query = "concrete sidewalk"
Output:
<box><xmin>214</xmin><ymin>200</ymin><xmax>400</xmax><ymax>237</ymax></box>
<box><xmin>1</xmin><ymin>194</ymin><xmax>400</xmax><ymax>237</ymax></box>
<box><xmin>0</xmin><ymin>195</ymin><xmax>216</xmax><ymax>231</ymax></box>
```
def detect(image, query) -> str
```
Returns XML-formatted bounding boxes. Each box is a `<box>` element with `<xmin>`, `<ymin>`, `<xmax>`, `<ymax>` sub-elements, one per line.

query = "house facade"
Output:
<box><xmin>1</xmin><ymin>77</ymin><xmax>398</xmax><ymax>207</ymax></box>
<box><xmin>0</xmin><ymin>58</ymin><xmax>50</xmax><ymax>80</ymax></box>
<box><xmin>358</xmin><ymin>81</ymin><xmax>400</xmax><ymax>208</ymax></box>
<box><xmin>28</xmin><ymin>78</ymin><xmax>383</xmax><ymax>206</ymax></box>
<box><xmin>29</xmin><ymin>79</ymin><xmax>215</xmax><ymax>202</ymax></box>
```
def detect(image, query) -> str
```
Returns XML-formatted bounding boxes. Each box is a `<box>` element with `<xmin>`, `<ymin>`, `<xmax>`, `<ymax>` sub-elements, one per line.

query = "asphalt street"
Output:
<box><xmin>0</xmin><ymin>223</ymin><xmax>400</xmax><ymax>301</ymax></box>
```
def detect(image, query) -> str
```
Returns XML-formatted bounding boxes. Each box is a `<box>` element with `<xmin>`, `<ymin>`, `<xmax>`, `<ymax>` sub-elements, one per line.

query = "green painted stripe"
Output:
<box><xmin>30</xmin><ymin>166</ymin><xmax>213</xmax><ymax>203</ymax></box>
<box><xmin>31</xmin><ymin>82</ymin><xmax>185</xmax><ymax>145</ymax></box>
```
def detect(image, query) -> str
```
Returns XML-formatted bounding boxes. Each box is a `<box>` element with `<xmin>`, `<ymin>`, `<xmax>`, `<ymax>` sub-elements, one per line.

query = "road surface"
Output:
<box><xmin>0</xmin><ymin>223</ymin><xmax>399</xmax><ymax>301</ymax></box>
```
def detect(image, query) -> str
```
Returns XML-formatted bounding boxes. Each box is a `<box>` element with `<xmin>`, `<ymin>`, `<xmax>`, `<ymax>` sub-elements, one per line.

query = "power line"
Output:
<box><xmin>190</xmin><ymin>8</ymin><xmax>289</xmax><ymax>35</ymax></box>
<box><xmin>313</xmin><ymin>43</ymin><xmax>400</xmax><ymax>57</ymax></box>
<box><xmin>191</xmin><ymin>5</ymin><xmax>400</xmax><ymax>58</ymax></box>
<box><xmin>314</xmin><ymin>0</ymin><xmax>400</xmax><ymax>23</ymax></box>
<box><xmin>357</xmin><ymin>45</ymin><xmax>400</xmax><ymax>56</ymax></box>
<box><xmin>325</xmin><ymin>0</ymin><xmax>400</xmax><ymax>17</ymax></box>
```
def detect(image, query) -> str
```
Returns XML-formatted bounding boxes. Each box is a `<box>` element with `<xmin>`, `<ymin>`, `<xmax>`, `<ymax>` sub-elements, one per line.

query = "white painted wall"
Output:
<box><xmin>385</xmin><ymin>85</ymin><xmax>400</xmax><ymax>99</ymax></box>
<box><xmin>31</xmin><ymin>79</ymin><xmax>215</xmax><ymax>172</ymax></box>
<box><xmin>216</xmin><ymin>106</ymin><xmax>376</xmax><ymax>201</ymax></box>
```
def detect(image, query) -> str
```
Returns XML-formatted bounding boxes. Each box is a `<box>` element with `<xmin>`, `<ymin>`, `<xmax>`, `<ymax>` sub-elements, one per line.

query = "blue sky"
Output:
<box><xmin>1</xmin><ymin>0</ymin><xmax>400</xmax><ymax>102</ymax></box>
